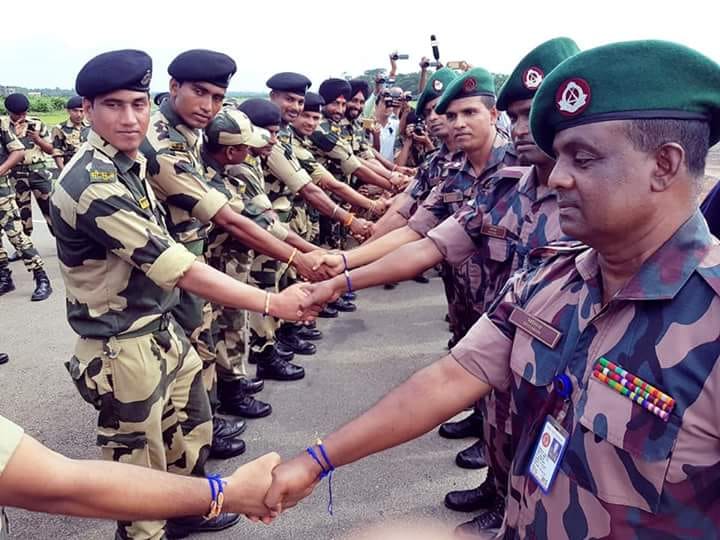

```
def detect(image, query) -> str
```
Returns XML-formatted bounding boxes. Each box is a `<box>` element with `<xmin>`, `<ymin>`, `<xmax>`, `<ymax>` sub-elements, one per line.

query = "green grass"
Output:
<box><xmin>32</xmin><ymin>111</ymin><xmax>67</xmax><ymax>126</ymax></box>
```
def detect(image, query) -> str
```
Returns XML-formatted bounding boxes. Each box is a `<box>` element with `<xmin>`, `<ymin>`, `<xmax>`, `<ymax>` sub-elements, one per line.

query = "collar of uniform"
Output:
<box><xmin>575</xmin><ymin>211</ymin><xmax>713</xmax><ymax>302</ymax></box>
<box><xmin>87</xmin><ymin>130</ymin><xmax>147</xmax><ymax>177</ymax></box>
<box><xmin>485</xmin><ymin>131</ymin><xmax>514</xmax><ymax>172</ymax></box>
<box><xmin>516</xmin><ymin>165</ymin><xmax>555</xmax><ymax>203</ymax></box>
<box><xmin>200</xmin><ymin>148</ymin><xmax>224</xmax><ymax>179</ymax></box>
<box><xmin>290</xmin><ymin>125</ymin><xmax>308</xmax><ymax>142</ymax></box>
<box><xmin>159</xmin><ymin>99</ymin><xmax>199</xmax><ymax>147</ymax></box>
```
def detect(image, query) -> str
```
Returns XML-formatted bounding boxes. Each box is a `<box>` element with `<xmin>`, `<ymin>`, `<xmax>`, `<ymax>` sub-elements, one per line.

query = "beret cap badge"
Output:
<box><xmin>522</xmin><ymin>66</ymin><xmax>544</xmax><ymax>90</ymax></box>
<box><xmin>555</xmin><ymin>78</ymin><xmax>591</xmax><ymax>116</ymax></box>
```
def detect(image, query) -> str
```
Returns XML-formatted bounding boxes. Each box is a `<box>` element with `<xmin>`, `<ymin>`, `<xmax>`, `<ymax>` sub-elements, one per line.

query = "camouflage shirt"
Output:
<box><xmin>342</xmin><ymin>118</ymin><xmax>373</xmax><ymax>160</ymax></box>
<box><xmin>308</xmin><ymin>117</ymin><xmax>362</xmax><ymax>184</ymax></box>
<box><xmin>141</xmin><ymin>101</ymin><xmax>229</xmax><ymax>245</ymax></box>
<box><xmin>51</xmin><ymin>119</ymin><xmax>91</xmax><ymax>160</ymax></box>
<box><xmin>290</xmin><ymin>127</ymin><xmax>329</xmax><ymax>184</ymax></box>
<box><xmin>407</xmin><ymin>132</ymin><xmax>517</xmax><ymax>237</ymax></box>
<box><xmin>7</xmin><ymin>116</ymin><xmax>51</xmax><ymax>167</ymax></box>
<box><xmin>263</xmin><ymin>123</ymin><xmax>313</xmax><ymax>222</ymax></box>
<box><xmin>0</xmin><ymin>117</ymin><xmax>25</xmax><ymax>197</ymax></box>
<box><xmin>397</xmin><ymin>143</ymin><xmax>463</xmax><ymax>220</ymax></box>
<box><xmin>452</xmin><ymin>210</ymin><xmax>720</xmax><ymax>539</ymax></box>
<box><xmin>428</xmin><ymin>166</ymin><xmax>567</xmax><ymax>315</ymax></box>
<box><xmin>203</xmin><ymin>151</ymin><xmax>287</xmax><ymax>259</ymax></box>
<box><xmin>50</xmin><ymin>131</ymin><xmax>195</xmax><ymax>338</ymax></box>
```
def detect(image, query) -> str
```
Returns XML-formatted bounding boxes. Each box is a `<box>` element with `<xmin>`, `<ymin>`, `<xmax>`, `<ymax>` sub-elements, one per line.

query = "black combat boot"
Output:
<box><xmin>439</xmin><ymin>411</ymin><xmax>484</xmax><ymax>439</ymax></box>
<box><xmin>0</xmin><ymin>266</ymin><xmax>15</xmax><ymax>295</ymax></box>
<box><xmin>31</xmin><ymin>268</ymin><xmax>52</xmax><ymax>301</ymax></box>
<box><xmin>166</xmin><ymin>513</ymin><xmax>240</xmax><ymax>538</ymax></box>
<box><xmin>276</xmin><ymin>324</ymin><xmax>316</xmax><ymax>355</ymax></box>
<box><xmin>254</xmin><ymin>347</ymin><xmax>305</xmax><ymax>381</ymax></box>
<box><xmin>217</xmin><ymin>378</ymin><xmax>272</xmax><ymax>418</ymax></box>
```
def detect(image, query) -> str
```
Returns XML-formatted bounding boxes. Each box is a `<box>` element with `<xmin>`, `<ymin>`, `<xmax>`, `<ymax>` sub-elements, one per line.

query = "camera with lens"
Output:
<box><xmin>414</xmin><ymin>120</ymin><xmax>426</xmax><ymax>136</ymax></box>
<box><xmin>420</xmin><ymin>59</ymin><xmax>442</xmax><ymax>69</ymax></box>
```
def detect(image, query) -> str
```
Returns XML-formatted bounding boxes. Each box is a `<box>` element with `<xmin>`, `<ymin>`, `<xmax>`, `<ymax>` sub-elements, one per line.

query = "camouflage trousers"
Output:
<box><xmin>10</xmin><ymin>167</ymin><xmax>54</xmax><ymax>237</ymax></box>
<box><xmin>66</xmin><ymin>317</ymin><xmax>212</xmax><ymax>539</ymax></box>
<box><xmin>289</xmin><ymin>205</ymin><xmax>318</xmax><ymax>243</ymax></box>
<box><xmin>208</xmin><ymin>248</ymin><xmax>252</xmax><ymax>383</ymax></box>
<box><xmin>480</xmin><ymin>390</ymin><xmax>513</xmax><ymax>499</ymax></box>
<box><xmin>248</xmin><ymin>253</ymin><xmax>281</xmax><ymax>354</ymax></box>
<box><xmin>0</xmin><ymin>195</ymin><xmax>43</xmax><ymax>271</ymax></box>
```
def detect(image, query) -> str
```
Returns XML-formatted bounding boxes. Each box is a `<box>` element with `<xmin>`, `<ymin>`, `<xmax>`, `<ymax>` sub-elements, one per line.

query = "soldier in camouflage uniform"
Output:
<box><xmin>318</xmin><ymin>68</ymin><xmax>516</xmax><ymax>341</ymax></box>
<box><xmin>51</xmin><ymin>95</ymin><xmax>90</xmax><ymax>170</ymax></box>
<box><xmin>259</xmin><ymin>72</ymin><xmax>377</xmax><ymax>341</ymax></box>
<box><xmin>268</xmin><ymin>39</ymin><xmax>720</xmax><ymax>540</ymax></box>
<box><xmin>140</xmin><ymin>51</ymin><xmax>328</xmax><ymax>457</ymax></box>
<box><xmin>290</xmin><ymin>92</ymin><xmax>387</xmax><ymax>241</ymax></box>
<box><xmin>204</xmin><ymin>108</ymin><xmax>321</xmax><ymax>404</ymax></box>
<box><xmin>51</xmin><ymin>50</ymin><xmax>313</xmax><ymax>540</ymax></box>
<box><xmin>0</xmin><ymin>115</ymin><xmax>52</xmax><ymax>301</ymax></box>
<box><xmin>3</xmin><ymin>93</ymin><xmax>55</xmax><ymax>237</ymax></box>
<box><xmin>371</xmin><ymin>68</ymin><xmax>461</xmax><ymax>239</ymax></box>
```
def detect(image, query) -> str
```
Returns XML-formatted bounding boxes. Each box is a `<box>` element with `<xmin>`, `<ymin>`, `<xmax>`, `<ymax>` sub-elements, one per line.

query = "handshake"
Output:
<box><xmin>270</xmin><ymin>250</ymin><xmax>353</xmax><ymax>321</ymax></box>
<box><xmin>219</xmin><ymin>448</ymin><xmax>330</xmax><ymax>523</ymax></box>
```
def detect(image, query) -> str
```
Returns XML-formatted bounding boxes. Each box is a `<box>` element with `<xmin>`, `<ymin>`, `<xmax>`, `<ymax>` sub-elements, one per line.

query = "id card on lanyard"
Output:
<box><xmin>528</xmin><ymin>415</ymin><xmax>569</xmax><ymax>493</ymax></box>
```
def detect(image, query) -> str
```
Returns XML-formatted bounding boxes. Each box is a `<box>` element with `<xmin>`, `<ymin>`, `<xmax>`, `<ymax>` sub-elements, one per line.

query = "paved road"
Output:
<box><xmin>0</xmin><ymin>216</ymin><xmax>481</xmax><ymax>539</ymax></box>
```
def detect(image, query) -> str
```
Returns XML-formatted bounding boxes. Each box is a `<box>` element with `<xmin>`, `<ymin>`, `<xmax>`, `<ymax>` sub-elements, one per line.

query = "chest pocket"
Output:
<box><xmin>571</xmin><ymin>373</ymin><xmax>681</xmax><ymax>513</ymax></box>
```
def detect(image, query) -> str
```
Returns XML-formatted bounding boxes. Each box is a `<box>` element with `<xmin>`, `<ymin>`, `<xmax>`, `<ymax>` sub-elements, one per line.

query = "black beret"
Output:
<box><xmin>153</xmin><ymin>92</ymin><xmax>170</xmax><ymax>106</ymax></box>
<box><xmin>168</xmin><ymin>49</ymin><xmax>236</xmax><ymax>88</ymax></box>
<box><xmin>266</xmin><ymin>72</ymin><xmax>312</xmax><ymax>95</ymax></box>
<box><xmin>66</xmin><ymin>95</ymin><xmax>83</xmax><ymax>109</ymax></box>
<box><xmin>303</xmin><ymin>92</ymin><xmax>325</xmax><ymax>113</ymax></box>
<box><xmin>238</xmin><ymin>98</ymin><xmax>282</xmax><ymax>128</ymax></box>
<box><xmin>319</xmin><ymin>78</ymin><xmax>352</xmax><ymax>104</ymax></box>
<box><xmin>4</xmin><ymin>93</ymin><xmax>30</xmax><ymax>114</ymax></box>
<box><xmin>76</xmin><ymin>49</ymin><xmax>152</xmax><ymax>99</ymax></box>
<box><xmin>349</xmin><ymin>78</ymin><xmax>370</xmax><ymax>99</ymax></box>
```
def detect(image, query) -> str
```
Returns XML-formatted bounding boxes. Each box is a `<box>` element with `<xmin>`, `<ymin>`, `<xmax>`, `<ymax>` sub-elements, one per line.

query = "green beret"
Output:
<box><xmin>435</xmin><ymin>67</ymin><xmax>495</xmax><ymax>115</ymax></box>
<box><xmin>496</xmin><ymin>37</ymin><xmax>580</xmax><ymax>111</ymax></box>
<box><xmin>416</xmin><ymin>68</ymin><xmax>458</xmax><ymax>117</ymax></box>
<box><xmin>530</xmin><ymin>40</ymin><xmax>720</xmax><ymax>156</ymax></box>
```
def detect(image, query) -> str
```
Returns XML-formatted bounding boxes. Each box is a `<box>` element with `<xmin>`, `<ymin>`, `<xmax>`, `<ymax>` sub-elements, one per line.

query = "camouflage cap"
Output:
<box><xmin>319</xmin><ymin>78</ymin><xmax>352</xmax><ymax>103</ymax></box>
<box><xmin>168</xmin><ymin>49</ymin><xmax>236</xmax><ymax>88</ymax></box>
<box><xmin>238</xmin><ymin>98</ymin><xmax>282</xmax><ymax>128</ymax></box>
<box><xmin>349</xmin><ymin>78</ymin><xmax>371</xmax><ymax>99</ymax></box>
<box><xmin>530</xmin><ymin>40</ymin><xmax>720</xmax><ymax>156</ymax></box>
<box><xmin>4</xmin><ymin>93</ymin><xmax>30</xmax><ymax>113</ymax></box>
<box><xmin>304</xmin><ymin>92</ymin><xmax>325</xmax><ymax>113</ymax></box>
<box><xmin>496</xmin><ymin>37</ymin><xmax>580</xmax><ymax>111</ymax></box>
<box><xmin>66</xmin><ymin>95</ymin><xmax>83</xmax><ymax>109</ymax></box>
<box><xmin>435</xmin><ymin>67</ymin><xmax>496</xmax><ymax>115</ymax></box>
<box><xmin>204</xmin><ymin>109</ymin><xmax>270</xmax><ymax>149</ymax></box>
<box><xmin>266</xmin><ymin>72</ymin><xmax>312</xmax><ymax>95</ymax></box>
<box><xmin>75</xmin><ymin>49</ymin><xmax>152</xmax><ymax>98</ymax></box>
<box><xmin>416</xmin><ymin>68</ymin><xmax>458</xmax><ymax>118</ymax></box>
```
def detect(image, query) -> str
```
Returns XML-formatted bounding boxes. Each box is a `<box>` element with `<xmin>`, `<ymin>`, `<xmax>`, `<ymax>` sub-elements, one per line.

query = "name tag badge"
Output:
<box><xmin>509</xmin><ymin>306</ymin><xmax>562</xmax><ymax>349</ymax></box>
<box><xmin>138</xmin><ymin>196</ymin><xmax>150</xmax><ymax>210</ymax></box>
<box><xmin>528</xmin><ymin>415</ymin><xmax>569</xmax><ymax>494</ymax></box>
<box><xmin>442</xmin><ymin>192</ymin><xmax>463</xmax><ymax>203</ymax></box>
<box><xmin>480</xmin><ymin>223</ymin><xmax>507</xmax><ymax>239</ymax></box>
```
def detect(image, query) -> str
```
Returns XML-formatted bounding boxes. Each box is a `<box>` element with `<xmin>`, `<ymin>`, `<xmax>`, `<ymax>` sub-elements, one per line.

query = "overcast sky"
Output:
<box><xmin>3</xmin><ymin>0</ymin><xmax>719</xmax><ymax>93</ymax></box>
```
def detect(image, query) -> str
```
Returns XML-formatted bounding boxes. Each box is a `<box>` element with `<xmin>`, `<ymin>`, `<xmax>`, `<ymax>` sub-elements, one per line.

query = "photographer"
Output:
<box><xmin>373</xmin><ymin>87</ymin><xmax>402</xmax><ymax>162</ymax></box>
<box><xmin>395</xmin><ymin>109</ymin><xmax>435</xmax><ymax>168</ymax></box>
